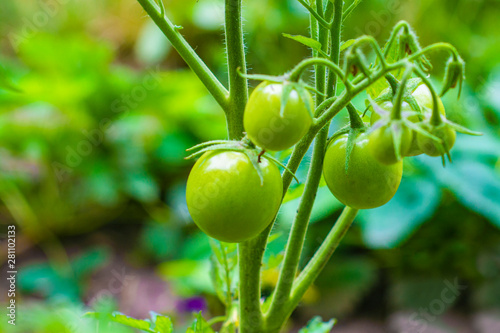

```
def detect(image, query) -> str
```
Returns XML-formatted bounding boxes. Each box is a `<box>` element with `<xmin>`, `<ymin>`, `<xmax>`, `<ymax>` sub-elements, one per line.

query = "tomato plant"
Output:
<box><xmin>186</xmin><ymin>150</ymin><xmax>282</xmax><ymax>243</ymax></box>
<box><xmin>105</xmin><ymin>0</ymin><xmax>482</xmax><ymax>332</ymax></box>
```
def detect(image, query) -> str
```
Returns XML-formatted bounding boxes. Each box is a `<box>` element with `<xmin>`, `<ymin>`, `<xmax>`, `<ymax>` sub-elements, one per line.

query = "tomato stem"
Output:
<box><xmin>414</xmin><ymin>66</ymin><xmax>443</xmax><ymax>126</ymax></box>
<box><xmin>225</xmin><ymin>0</ymin><xmax>248</xmax><ymax>140</ymax></box>
<box><xmin>385</xmin><ymin>74</ymin><xmax>400</xmax><ymax>97</ymax></box>
<box><xmin>135</xmin><ymin>0</ymin><xmax>229</xmax><ymax>111</ymax></box>
<box><xmin>265</xmin><ymin>1</ymin><xmax>344</xmax><ymax>330</ymax></box>
<box><xmin>391</xmin><ymin>64</ymin><xmax>414</xmax><ymax>120</ymax></box>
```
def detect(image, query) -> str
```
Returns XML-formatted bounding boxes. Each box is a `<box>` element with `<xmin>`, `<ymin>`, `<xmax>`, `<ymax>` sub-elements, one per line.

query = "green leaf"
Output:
<box><xmin>151</xmin><ymin>312</ymin><xmax>174</xmax><ymax>333</ymax></box>
<box><xmin>359</xmin><ymin>176</ymin><xmax>441</xmax><ymax>248</ymax></box>
<box><xmin>209</xmin><ymin>240</ymin><xmax>237</xmax><ymax>306</ymax></box>
<box><xmin>86</xmin><ymin>312</ymin><xmax>153</xmax><ymax>332</ymax></box>
<box><xmin>282</xmin><ymin>33</ymin><xmax>327</xmax><ymax>57</ymax></box>
<box><xmin>298</xmin><ymin>316</ymin><xmax>336</xmax><ymax>333</ymax></box>
<box><xmin>420</xmin><ymin>159</ymin><xmax>500</xmax><ymax>229</ymax></box>
<box><xmin>186</xmin><ymin>312</ymin><xmax>215</xmax><ymax>333</ymax></box>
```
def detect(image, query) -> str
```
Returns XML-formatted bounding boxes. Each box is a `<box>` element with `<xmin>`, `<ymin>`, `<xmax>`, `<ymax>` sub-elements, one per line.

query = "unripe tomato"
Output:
<box><xmin>323</xmin><ymin>133</ymin><xmax>403</xmax><ymax>209</ymax></box>
<box><xmin>370</xmin><ymin>101</ymin><xmax>415</xmax><ymax>125</ymax></box>
<box><xmin>370</xmin><ymin>84</ymin><xmax>447</xmax><ymax>156</ymax></box>
<box><xmin>367</xmin><ymin>124</ymin><xmax>413</xmax><ymax>165</ymax></box>
<box><xmin>186</xmin><ymin>150</ymin><xmax>283</xmax><ymax>243</ymax></box>
<box><xmin>417</xmin><ymin>123</ymin><xmax>456</xmax><ymax>157</ymax></box>
<box><xmin>407</xmin><ymin>84</ymin><xmax>447</xmax><ymax>156</ymax></box>
<box><xmin>244</xmin><ymin>82</ymin><xmax>313</xmax><ymax>151</ymax></box>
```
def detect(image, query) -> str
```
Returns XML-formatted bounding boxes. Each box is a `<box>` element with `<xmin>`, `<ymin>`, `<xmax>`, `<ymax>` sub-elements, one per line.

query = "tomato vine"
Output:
<box><xmin>134</xmin><ymin>0</ymin><xmax>480</xmax><ymax>332</ymax></box>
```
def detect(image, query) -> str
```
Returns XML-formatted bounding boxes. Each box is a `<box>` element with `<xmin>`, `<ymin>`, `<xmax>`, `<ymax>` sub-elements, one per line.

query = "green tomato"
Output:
<box><xmin>417</xmin><ymin>123</ymin><xmax>456</xmax><ymax>157</ymax></box>
<box><xmin>368</xmin><ymin>123</ymin><xmax>413</xmax><ymax>165</ymax></box>
<box><xmin>186</xmin><ymin>150</ymin><xmax>283</xmax><ymax>243</ymax></box>
<box><xmin>244</xmin><ymin>81</ymin><xmax>313</xmax><ymax>151</ymax></box>
<box><xmin>370</xmin><ymin>101</ymin><xmax>416</xmax><ymax>125</ymax></box>
<box><xmin>370</xmin><ymin>84</ymin><xmax>447</xmax><ymax>156</ymax></box>
<box><xmin>323</xmin><ymin>133</ymin><xmax>403</xmax><ymax>209</ymax></box>
<box><xmin>407</xmin><ymin>84</ymin><xmax>447</xmax><ymax>156</ymax></box>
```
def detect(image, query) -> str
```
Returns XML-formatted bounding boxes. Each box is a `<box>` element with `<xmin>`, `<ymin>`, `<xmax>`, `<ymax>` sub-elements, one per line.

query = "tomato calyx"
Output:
<box><xmin>185</xmin><ymin>136</ymin><xmax>299</xmax><ymax>185</ymax></box>
<box><xmin>327</xmin><ymin>104</ymin><xmax>368</xmax><ymax>173</ymax></box>
<box><xmin>365</xmin><ymin>77</ymin><xmax>423</xmax><ymax>120</ymax></box>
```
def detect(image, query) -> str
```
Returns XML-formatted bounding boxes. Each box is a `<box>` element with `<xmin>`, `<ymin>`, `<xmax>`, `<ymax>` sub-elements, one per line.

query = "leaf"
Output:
<box><xmin>299</xmin><ymin>316</ymin><xmax>336</xmax><ymax>333</ymax></box>
<box><xmin>359</xmin><ymin>176</ymin><xmax>441</xmax><ymax>248</ymax></box>
<box><xmin>151</xmin><ymin>312</ymin><xmax>174</xmax><ymax>333</ymax></box>
<box><xmin>186</xmin><ymin>312</ymin><xmax>215</xmax><ymax>333</ymax></box>
<box><xmin>282</xmin><ymin>33</ymin><xmax>327</xmax><ymax>57</ymax></box>
<box><xmin>209</xmin><ymin>240</ymin><xmax>237</xmax><ymax>306</ymax></box>
<box><xmin>419</xmin><ymin>158</ymin><xmax>500</xmax><ymax>229</ymax></box>
<box><xmin>86</xmin><ymin>311</ymin><xmax>174</xmax><ymax>333</ymax></box>
<box><xmin>86</xmin><ymin>312</ymin><xmax>153</xmax><ymax>332</ymax></box>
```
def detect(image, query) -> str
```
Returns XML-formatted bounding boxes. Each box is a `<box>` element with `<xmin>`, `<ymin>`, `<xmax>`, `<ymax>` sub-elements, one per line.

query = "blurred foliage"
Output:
<box><xmin>1</xmin><ymin>0</ymin><xmax>500</xmax><ymax>332</ymax></box>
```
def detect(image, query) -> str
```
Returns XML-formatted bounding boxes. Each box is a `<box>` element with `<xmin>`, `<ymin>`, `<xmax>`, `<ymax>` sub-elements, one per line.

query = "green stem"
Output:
<box><xmin>225</xmin><ymin>0</ymin><xmax>248</xmax><ymax>139</ymax></box>
<box><xmin>224</xmin><ymin>0</ymin><xmax>262</xmax><ymax>331</ymax></box>
<box><xmin>238</xmin><ymin>241</ymin><xmax>265</xmax><ymax>333</ymax></box>
<box><xmin>266</xmin><ymin>207</ymin><xmax>358</xmax><ymax>328</ymax></box>
<box><xmin>326</xmin><ymin>0</ymin><xmax>343</xmax><ymax>96</ymax></box>
<box><xmin>297</xmin><ymin>0</ymin><xmax>331</xmax><ymax>29</ymax></box>
<box><xmin>136</xmin><ymin>0</ymin><xmax>229</xmax><ymax>110</ymax></box>
<box><xmin>390</xmin><ymin>65</ymin><xmax>413</xmax><ymax>120</ymax></box>
<box><xmin>413</xmin><ymin>67</ymin><xmax>442</xmax><ymax>126</ymax></box>
<box><xmin>265</xmin><ymin>121</ymin><xmax>329</xmax><ymax>322</ymax></box>
<box><xmin>289</xmin><ymin>58</ymin><xmax>345</xmax><ymax>84</ymax></box>
<box><xmin>265</xmin><ymin>1</ymin><xmax>344</xmax><ymax>330</ymax></box>
<box><xmin>289</xmin><ymin>207</ymin><xmax>358</xmax><ymax>307</ymax></box>
<box><xmin>351</xmin><ymin>36</ymin><xmax>388</xmax><ymax>69</ymax></box>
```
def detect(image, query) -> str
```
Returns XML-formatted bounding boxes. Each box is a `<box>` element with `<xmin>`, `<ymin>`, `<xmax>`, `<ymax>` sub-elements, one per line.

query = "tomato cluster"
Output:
<box><xmin>324</xmin><ymin>83</ymin><xmax>458</xmax><ymax>209</ymax></box>
<box><xmin>186</xmin><ymin>80</ymin><xmax>460</xmax><ymax>242</ymax></box>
